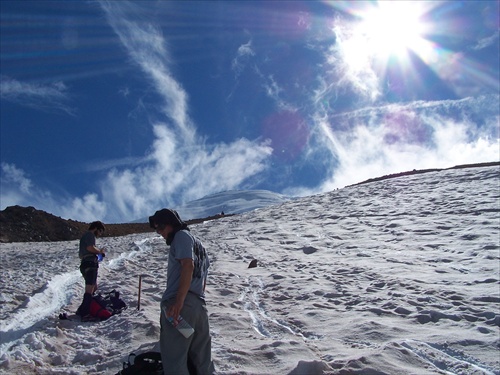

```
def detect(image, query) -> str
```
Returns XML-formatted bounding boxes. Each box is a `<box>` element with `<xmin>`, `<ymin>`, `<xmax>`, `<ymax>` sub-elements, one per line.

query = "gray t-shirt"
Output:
<box><xmin>162</xmin><ymin>230</ymin><xmax>210</xmax><ymax>302</ymax></box>
<box><xmin>79</xmin><ymin>231</ymin><xmax>96</xmax><ymax>260</ymax></box>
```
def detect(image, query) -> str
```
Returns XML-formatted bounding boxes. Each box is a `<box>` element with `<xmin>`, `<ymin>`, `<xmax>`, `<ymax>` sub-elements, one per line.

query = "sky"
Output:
<box><xmin>1</xmin><ymin>1</ymin><xmax>498</xmax><ymax>223</ymax></box>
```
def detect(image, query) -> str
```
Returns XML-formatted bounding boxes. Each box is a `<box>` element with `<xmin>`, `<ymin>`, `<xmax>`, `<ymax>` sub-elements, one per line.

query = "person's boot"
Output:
<box><xmin>77</xmin><ymin>293</ymin><xmax>93</xmax><ymax>320</ymax></box>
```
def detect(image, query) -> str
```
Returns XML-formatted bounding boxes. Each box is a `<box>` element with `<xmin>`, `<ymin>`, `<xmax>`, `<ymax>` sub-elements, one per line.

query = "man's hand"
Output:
<box><xmin>168</xmin><ymin>258</ymin><xmax>194</xmax><ymax>321</ymax></box>
<box><xmin>167</xmin><ymin>302</ymin><xmax>183</xmax><ymax>323</ymax></box>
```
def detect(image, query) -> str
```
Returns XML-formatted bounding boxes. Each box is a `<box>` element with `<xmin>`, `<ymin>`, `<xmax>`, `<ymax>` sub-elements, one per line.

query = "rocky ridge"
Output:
<box><xmin>0</xmin><ymin>206</ymin><xmax>228</xmax><ymax>243</ymax></box>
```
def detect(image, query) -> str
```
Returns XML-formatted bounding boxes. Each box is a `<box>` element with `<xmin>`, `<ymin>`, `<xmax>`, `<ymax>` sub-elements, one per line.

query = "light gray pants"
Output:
<box><xmin>160</xmin><ymin>293</ymin><xmax>215</xmax><ymax>375</ymax></box>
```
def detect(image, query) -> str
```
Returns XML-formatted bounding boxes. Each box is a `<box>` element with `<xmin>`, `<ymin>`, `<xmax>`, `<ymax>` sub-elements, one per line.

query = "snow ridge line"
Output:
<box><xmin>0</xmin><ymin>271</ymin><xmax>80</xmax><ymax>355</ymax></box>
<box><xmin>0</xmin><ymin>237</ymin><xmax>154</xmax><ymax>357</ymax></box>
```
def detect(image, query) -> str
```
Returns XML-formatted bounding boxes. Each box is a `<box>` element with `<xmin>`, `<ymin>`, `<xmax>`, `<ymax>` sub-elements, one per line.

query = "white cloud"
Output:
<box><xmin>60</xmin><ymin>194</ymin><xmax>108</xmax><ymax>223</ymax></box>
<box><xmin>0</xmin><ymin>162</ymin><xmax>108</xmax><ymax>222</ymax></box>
<box><xmin>260</xmin><ymin>74</ymin><xmax>296</xmax><ymax>112</ymax></box>
<box><xmin>1</xmin><ymin>163</ymin><xmax>33</xmax><ymax>209</ymax></box>
<box><xmin>285</xmin><ymin>96</ymin><xmax>499</xmax><ymax>197</ymax></box>
<box><xmin>100</xmin><ymin>2</ymin><xmax>192</xmax><ymax>138</ymax></box>
<box><xmin>1</xmin><ymin>163</ymin><xmax>32</xmax><ymax>194</ymax></box>
<box><xmin>237</xmin><ymin>40</ymin><xmax>255</xmax><ymax>58</ymax></box>
<box><xmin>81</xmin><ymin>156</ymin><xmax>146</xmax><ymax>173</ymax></box>
<box><xmin>0</xmin><ymin>76</ymin><xmax>75</xmax><ymax>115</ymax></box>
<box><xmin>97</xmin><ymin>125</ymin><xmax>272</xmax><ymax>221</ymax></box>
<box><xmin>232</xmin><ymin>40</ymin><xmax>255</xmax><ymax>76</ymax></box>
<box><xmin>77</xmin><ymin>2</ymin><xmax>273</xmax><ymax>222</ymax></box>
<box><xmin>296</xmin><ymin>7</ymin><xmax>499</xmax><ymax>197</ymax></box>
<box><xmin>473</xmin><ymin>32</ymin><xmax>499</xmax><ymax>51</ymax></box>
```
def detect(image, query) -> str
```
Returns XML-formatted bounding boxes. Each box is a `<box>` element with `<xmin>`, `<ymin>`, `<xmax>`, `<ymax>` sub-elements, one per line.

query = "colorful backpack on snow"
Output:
<box><xmin>93</xmin><ymin>289</ymin><xmax>128</xmax><ymax>316</ymax></box>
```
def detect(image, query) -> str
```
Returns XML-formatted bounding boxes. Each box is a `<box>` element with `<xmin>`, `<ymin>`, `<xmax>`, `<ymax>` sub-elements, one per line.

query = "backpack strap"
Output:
<box><xmin>115</xmin><ymin>352</ymin><xmax>162</xmax><ymax>375</ymax></box>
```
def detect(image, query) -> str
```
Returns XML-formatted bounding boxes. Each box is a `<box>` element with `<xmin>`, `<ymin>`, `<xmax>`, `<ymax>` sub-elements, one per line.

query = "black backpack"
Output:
<box><xmin>116</xmin><ymin>352</ymin><xmax>163</xmax><ymax>375</ymax></box>
<box><xmin>94</xmin><ymin>290</ymin><xmax>128</xmax><ymax>315</ymax></box>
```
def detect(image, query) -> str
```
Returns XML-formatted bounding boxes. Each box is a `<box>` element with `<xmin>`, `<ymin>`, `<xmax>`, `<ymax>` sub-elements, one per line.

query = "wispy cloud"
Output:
<box><xmin>226</xmin><ymin>38</ymin><xmax>256</xmax><ymax>102</ymax></box>
<box><xmin>1</xmin><ymin>1</ymin><xmax>273</xmax><ymax>222</ymax></box>
<box><xmin>472</xmin><ymin>32</ymin><xmax>499</xmax><ymax>51</ymax></box>
<box><xmin>285</xmin><ymin>95</ymin><xmax>500</xmax><ymax>197</ymax></box>
<box><xmin>0</xmin><ymin>76</ymin><xmax>75</xmax><ymax>116</ymax></box>
<box><xmin>89</xmin><ymin>1</ymin><xmax>272</xmax><ymax>221</ymax></box>
<box><xmin>1</xmin><ymin>163</ymin><xmax>32</xmax><ymax>195</ymax></box>
<box><xmin>81</xmin><ymin>156</ymin><xmax>147</xmax><ymax>173</ymax></box>
<box><xmin>272</xmin><ymin>7</ymin><xmax>499</xmax><ymax>197</ymax></box>
<box><xmin>0</xmin><ymin>162</ymin><xmax>105</xmax><ymax>221</ymax></box>
<box><xmin>232</xmin><ymin>39</ymin><xmax>255</xmax><ymax>77</ymax></box>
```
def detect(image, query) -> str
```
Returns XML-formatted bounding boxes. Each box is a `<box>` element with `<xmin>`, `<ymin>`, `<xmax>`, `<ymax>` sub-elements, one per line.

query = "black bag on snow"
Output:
<box><xmin>94</xmin><ymin>289</ymin><xmax>128</xmax><ymax>315</ymax></box>
<box><xmin>116</xmin><ymin>352</ymin><xmax>163</xmax><ymax>375</ymax></box>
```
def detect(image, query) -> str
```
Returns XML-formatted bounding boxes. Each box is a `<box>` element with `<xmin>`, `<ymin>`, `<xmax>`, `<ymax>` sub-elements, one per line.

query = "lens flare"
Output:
<box><xmin>261</xmin><ymin>111</ymin><xmax>309</xmax><ymax>161</ymax></box>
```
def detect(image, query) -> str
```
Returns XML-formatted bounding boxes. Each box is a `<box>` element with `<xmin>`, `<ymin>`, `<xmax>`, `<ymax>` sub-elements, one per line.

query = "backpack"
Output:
<box><xmin>116</xmin><ymin>352</ymin><xmax>163</xmax><ymax>375</ymax></box>
<box><xmin>89</xmin><ymin>298</ymin><xmax>112</xmax><ymax>320</ymax></box>
<box><xmin>192</xmin><ymin>237</ymin><xmax>209</xmax><ymax>279</ymax></box>
<box><xmin>93</xmin><ymin>289</ymin><xmax>128</xmax><ymax>316</ymax></box>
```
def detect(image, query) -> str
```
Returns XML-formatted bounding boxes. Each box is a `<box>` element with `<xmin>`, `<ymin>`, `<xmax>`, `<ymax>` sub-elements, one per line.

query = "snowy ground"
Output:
<box><xmin>0</xmin><ymin>165</ymin><xmax>499</xmax><ymax>374</ymax></box>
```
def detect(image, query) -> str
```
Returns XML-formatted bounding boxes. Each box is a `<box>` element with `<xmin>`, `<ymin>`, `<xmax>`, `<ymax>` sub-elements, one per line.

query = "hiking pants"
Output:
<box><xmin>160</xmin><ymin>293</ymin><xmax>215</xmax><ymax>375</ymax></box>
<box><xmin>80</xmin><ymin>259</ymin><xmax>98</xmax><ymax>285</ymax></box>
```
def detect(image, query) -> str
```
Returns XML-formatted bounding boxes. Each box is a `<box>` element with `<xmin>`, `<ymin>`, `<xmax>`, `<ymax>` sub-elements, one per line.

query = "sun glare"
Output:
<box><xmin>361</xmin><ymin>2</ymin><xmax>425</xmax><ymax>58</ymax></box>
<box><xmin>358</xmin><ymin>1</ymin><xmax>429</xmax><ymax>61</ymax></box>
<box><xmin>333</xmin><ymin>0</ymin><xmax>438</xmax><ymax>93</ymax></box>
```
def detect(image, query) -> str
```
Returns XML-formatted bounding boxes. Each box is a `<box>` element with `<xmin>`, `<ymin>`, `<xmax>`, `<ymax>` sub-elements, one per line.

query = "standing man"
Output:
<box><xmin>76</xmin><ymin>221</ymin><xmax>106</xmax><ymax>321</ymax></box>
<box><xmin>149</xmin><ymin>209</ymin><xmax>215</xmax><ymax>375</ymax></box>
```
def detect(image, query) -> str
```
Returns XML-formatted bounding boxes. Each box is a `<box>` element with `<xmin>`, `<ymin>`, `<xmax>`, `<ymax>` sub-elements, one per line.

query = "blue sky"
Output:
<box><xmin>1</xmin><ymin>1</ymin><xmax>498</xmax><ymax>223</ymax></box>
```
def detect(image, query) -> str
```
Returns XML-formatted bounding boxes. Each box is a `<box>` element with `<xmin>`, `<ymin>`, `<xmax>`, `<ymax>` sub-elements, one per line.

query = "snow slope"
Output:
<box><xmin>176</xmin><ymin>190</ymin><xmax>290</xmax><ymax>220</ymax></box>
<box><xmin>0</xmin><ymin>165</ymin><xmax>498</xmax><ymax>374</ymax></box>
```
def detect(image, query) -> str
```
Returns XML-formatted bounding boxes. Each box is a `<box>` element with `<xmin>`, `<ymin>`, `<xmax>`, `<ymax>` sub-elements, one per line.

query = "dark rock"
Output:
<box><xmin>0</xmin><ymin>206</ymin><xmax>82</xmax><ymax>242</ymax></box>
<box><xmin>0</xmin><ymin>206</ymin><xmax>149</xmax><ymax>243</ymax></box>
<box><xmin>0</xmin><ymin>205</ymin><xmax>231</xmax><ymax>243</ymax></box>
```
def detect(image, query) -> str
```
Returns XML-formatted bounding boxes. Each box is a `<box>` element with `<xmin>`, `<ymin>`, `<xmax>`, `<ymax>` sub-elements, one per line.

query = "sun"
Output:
<box><xmin>331</xmin><ymin>1</ymin><xmax>437</xmax><ymax>81</ymax></box>
<box><xmin>325</xmin><ymin>1</ymin><xmax>440</xmax><ymax>100</ymax></box>
<box><xmin>359</xmin><ymin>1</ymin><xmax>427</xmax><ymax>59</ymax></box>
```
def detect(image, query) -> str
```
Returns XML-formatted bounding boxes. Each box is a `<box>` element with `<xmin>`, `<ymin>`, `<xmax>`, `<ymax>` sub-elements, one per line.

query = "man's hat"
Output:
<box><xmin>149</xmin><ymin>209</ymin><xmax>185</xmax><ymax>229</ymax></box>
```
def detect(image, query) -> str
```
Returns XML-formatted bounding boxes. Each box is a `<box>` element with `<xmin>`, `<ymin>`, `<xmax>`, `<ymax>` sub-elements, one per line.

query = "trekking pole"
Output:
<box><xmin>137</xmin><ymin>275</ymin><xmax>142</xmax><ymax>310</ymax></box>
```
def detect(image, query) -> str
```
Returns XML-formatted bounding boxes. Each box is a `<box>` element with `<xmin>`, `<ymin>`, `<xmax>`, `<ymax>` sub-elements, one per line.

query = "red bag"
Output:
<box><xmin>90</xmin><ymin>298</ymin><xmax>112</xmax><ymax>320</ymax></box>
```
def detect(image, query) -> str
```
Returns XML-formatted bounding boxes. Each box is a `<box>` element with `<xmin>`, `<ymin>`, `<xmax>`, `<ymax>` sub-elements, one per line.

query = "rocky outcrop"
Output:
<box><xmin>0</xmin><ymin>206</ymin><xmax>149</xmax><ymax>243</ymax></box>
<box><xmin>0</xmin><ymin>206</ymin><xmax>82</xmax><ymax>242</ymax></box>
<box><xmin>0</xmin><ymin>205</ymin><xmax>230</xmax><ymax>243</ymax></box>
